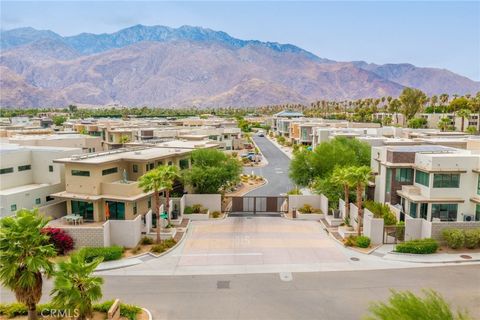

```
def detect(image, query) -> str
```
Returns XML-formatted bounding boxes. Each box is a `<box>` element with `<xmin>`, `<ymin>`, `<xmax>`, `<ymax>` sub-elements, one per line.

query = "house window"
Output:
<box><xmin>49</xmin><ymin>165</ymin><xmax>53</xmax><ymax>172</ymax></box>
<box><xmin>147</xmin><ymin>197</ymin><xmax>152</xmax><ymax>209</ymax></box>
<box><xmin>133</xmin><ymin>202</ymin><xmax>137</xmax><ymax>215</ymax></box>
<box><xmin>71</xmin><ymin>200</ymin><xmax>94</xmax><ymax>221</ymax></box>
<box><xmin>102</xmin><ymin>167</ymin><xmax>118</xmax><ymax>176</ymax></box>
<box><xmin>133</xmin><ymin>164</ymin><xmax>138</xmax><ymax>173</ymax></box>
<box><xmin>168</xmin><ymin>161</ymin><xmax>173</xmax><ymax>166</ymax></box>
<box><xmin>109</xmin><ymin>134</ymin><xmax>113</xmax><ymax>142</ymax></box>
<box><xmin>476</xmin><ymin>204</ymin><xmax>480</xmax><ymax>222</ymax></box>
<box><xmin>72</xmin><ymin>170</ymin><xmax>90</xmax><ymax>177</ymax></box>
<box><xmin>395</xmin><ymin>168</ymin><xmax>413</xmax><ymax>183</ymax></box>
<box><xmin>0</xmin><ymin>167</ymin><xmax>14</xmax><ymax>174</ymax></box>
<box><xmin>415</xmin><ymin>170</ymin><xmax>429</xmax><ymax>187</ymax></box>
<box><xmin>156</xmin><ymin>161</ymin><xmax>163</xmax><ymax>167</ymax></box>
<box><xmin>431</xmin><ymin>204</ymin><xmax>458</xmax><ymax>221</ymax></box>
<box><xmin>18</xmin><ymin>165</ymin><xmax>31</xmax><ymax>171</ymax></box>
<box><xmin>385</xmin><ymin>168</ymin><xmax>392</xmax><ymax>195</ymax></box>
<box><xmin>149</xmin><ymin>163</ymin><xmax>154</xmax><ymax>170</ymax></box>
<box><xmin>10</xmin><ymin>204</ymin><xmax>17</xmax><ymax>212</ymax></box>
<box><xmin>409</xmin><ymin>202</ymin><xmax>418</xmax><ymax>218</ymax></box>
<box><xmin>46</xmin><ymin>196</ymin><xmax>54</xmax><ymax>202</ymax></box>
<box><xmin>179</xmin><ymin>159</ymin><xmax>189</xmax><ymax>170</ymax></box>
<box><xmin>433</xmin><ymin>174</ymin><xmax>460</xmax><ymax>188</ymax></box>
<box><xmin>106</xmin><ymin>201</ymin><xmax>125</xmax><ymax>220</ymax></box>
<box><xmin>420</xmin><ymin>203</ymin><xmax>428</xmax><ymax>220</ymax></box>
<box><xmin>477</xmin><ymin>176</ymin><xmax>480</xmax><ymax>195</ymax></box>
<box><xmin>35</xmin><ymin>198</ymin><xmax>41</xmax><ymax>205</ymax></box>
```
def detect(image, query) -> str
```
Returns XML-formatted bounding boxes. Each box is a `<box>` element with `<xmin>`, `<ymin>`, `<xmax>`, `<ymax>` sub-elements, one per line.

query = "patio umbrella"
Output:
<box><xmin>105</xmin><ymin>203</ymin><xmax>110</xmax><ymax>220</ymax></box>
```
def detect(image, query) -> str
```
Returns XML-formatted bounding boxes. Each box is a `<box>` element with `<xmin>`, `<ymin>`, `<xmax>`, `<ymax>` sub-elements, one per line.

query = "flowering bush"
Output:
<box><xmin>41</xmin><ymin>227</ymin><xmax>74</xmax><ymax>255</ymax></box>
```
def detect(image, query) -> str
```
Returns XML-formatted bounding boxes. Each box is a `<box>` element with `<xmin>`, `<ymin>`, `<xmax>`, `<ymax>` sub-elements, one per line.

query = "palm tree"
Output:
<box><xmin>51</xmin><ymin>251</ymin><xmax>103</xmax><ymax>320</ymax></box>
<box><xmin>457</xmin><ymin>109</ymin><xmax>471</xmax><ymax>132</ymax></box>
<box><xmin>438</xmin><ymin>117</ymin><xmax>451</xmax><ymax>132</ymax></box>
<box><xmin>0</xmin><ymin>209</ymin><xmax>56</xmax><ymax>320</ymax></box>
<box><xmin>331</xmin><ymin>166</ymin><xmax>354</xmax><ymax>220</ymax></box>
<box><xmin>347</xmin><ymin>166</ymin><xmax>372</xmax><ymax>236</ymax></box>
<box><xmin>157</xmin><ymin>165</ymin><xmax>180</xmax><ymax>225</ymax></box>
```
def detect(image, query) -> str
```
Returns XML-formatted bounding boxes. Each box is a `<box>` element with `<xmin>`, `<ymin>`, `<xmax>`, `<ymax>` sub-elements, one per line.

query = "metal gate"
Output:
<box><xmin>226</xmin><ymin>196</ymin><xmax>288</xmax><ymax>214</ymax></box>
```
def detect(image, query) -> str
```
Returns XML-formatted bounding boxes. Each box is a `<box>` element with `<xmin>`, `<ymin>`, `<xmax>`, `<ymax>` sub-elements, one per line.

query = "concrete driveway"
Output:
<box><xmin>244</xmin><ymin>135</ymin><xmax>294</xmax><ymax>196</ymax></box>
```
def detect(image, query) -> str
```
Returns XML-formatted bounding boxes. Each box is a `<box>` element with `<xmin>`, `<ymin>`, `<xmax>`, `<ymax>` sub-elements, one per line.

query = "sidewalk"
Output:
<box><xmin>266</xmin><ymin>135</ymin><xmax>293</xmax><ymax>159</ymax></box>
<box><xmin>374</xmin><ymin>244</ymin><xmax>480</xmax><ymax>264</ymax></box>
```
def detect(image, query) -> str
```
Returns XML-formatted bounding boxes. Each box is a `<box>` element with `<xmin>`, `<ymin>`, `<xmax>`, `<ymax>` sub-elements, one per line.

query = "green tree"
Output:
<box><xmin>289</xmin><ymin>137</ymin><xmax>371</xmax><ymax>187</ymax></box>
<box><xmin>364</xmin><ymin>289</ymin><xmax>472</xmax><ymax>320</ymax></box>
<box><xmin>347</xmin><ymin>166</ymin><xmax>372</xmax><ymax>236</ymax></box>
<box><xmin>449</xmin><ymin>97</ymin><xmax>470</xmax><ymax>115</ymax></box>
<box><xmin>457</xmin><ymin>109</ymin><xmax>471</xmax><ymax>132</ymax></box>
<box><xmin>387</xmin><ymin>99</ymin><xmax>401</xmax><ymax>125</ymax></box>
<box><xmin>51</xmin><ymin>251</ymin><xmax>104</xmax><ymax>320</ymax></box>
<box><xmin>438</xmin><ymin>117</ymin><xmax>452</xmax><ymax>132</ymax></box>
<box><xmin>119</xmin><ymin>135</ymin><xmax>131</xmax><ymax>146</ymax></box>
<box><xmin>330</xmin><ymin>166</ymin><xmax>355</xmax><ymax>219</ymax></box>
<box><xmin>466</xmin><ymin>126</ymin><xmax>478</xmax><ymax>135</ymax></box>
<box><xmin>0</xmin><ymin>209</ymin><xmax>56</xmax><ymax>320</ymax></box>
<box><xmin>52</xmin><ymin>115</ymin><xmax>67</xmax><ymax>126</ymax></box>
<box><xmin>399</xmin><ymin>88</ymin><xmax>428</xmax><ymax>124</ymax></box>
<box><xmin>157</xmin><ymin>165</ymin><xmax>180</xmax><ymax>225</ymax></box>
<box><xmin>138</xmin><ymin>168</ymin><xmax>166</xmax><ymax>243</ymax></box>
<box><xmin>184</xmin><ymin>149</ymin><xmax>241</xmax><ymax>194</ymax></box>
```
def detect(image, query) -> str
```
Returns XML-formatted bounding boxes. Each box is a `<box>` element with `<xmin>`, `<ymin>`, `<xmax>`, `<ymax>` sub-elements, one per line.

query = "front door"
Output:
<box><xmin>106</xmin><ymin>201</ymin><xmax>125</xmax><ymax>220</ymax></box>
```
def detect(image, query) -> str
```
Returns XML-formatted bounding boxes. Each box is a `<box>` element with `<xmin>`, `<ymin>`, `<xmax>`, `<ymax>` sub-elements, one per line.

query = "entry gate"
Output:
<box><xmin>227</xmin><ymin>196</ymin><xmax>288</xmax><ymax>214</ymax></box>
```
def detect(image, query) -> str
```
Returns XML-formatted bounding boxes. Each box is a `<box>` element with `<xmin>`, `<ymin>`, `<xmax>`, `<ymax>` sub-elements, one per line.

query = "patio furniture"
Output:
<box><xmin>63</xmin><ymin>214</ymin><xmax>84</xmax><ymax>225</ymax></box>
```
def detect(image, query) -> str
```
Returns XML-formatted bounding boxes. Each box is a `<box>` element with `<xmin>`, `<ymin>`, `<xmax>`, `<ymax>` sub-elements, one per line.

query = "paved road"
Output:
<box><xmin>2</xmin><ymin>265</ymin><xmax>479</xmax><ymax>320</ymax></box>
<box><xmin>243</xmin><ymin>135</ymin><xmax>294</xmax><ymax>196</ymax></box>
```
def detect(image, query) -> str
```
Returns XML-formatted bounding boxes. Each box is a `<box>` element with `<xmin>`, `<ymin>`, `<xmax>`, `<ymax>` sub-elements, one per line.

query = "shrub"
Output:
<box><xmin>298</xmin><ymin>204</ymin><xmax>319</xmax><ymax>214</ymax></box>
<box><xmin>464</xmin><ymin>229</ymin><xmax>480</xmax><ymax>249</ymax></box>
<box><xmin>395</xmin><ymin>239</ymin><xmax>438</xmax><ymax>254</ymax></box>
<box><xmin>131</xmin><ymin>246</ymin><xmax>141</xmax><ymax>255</ymax></box>
<box><xmin>344</xmin><ymin>235</ymin><xmax>356</xmax><ymax>247</ymax></box>
<box><xmin>80</xmin><ymin>246</ymin><xmax>123</xmax><ymax>262</ymax></box>
<box><xmin>41</xmin><ymin>227</ymin><xmax>74</xmax><ymax>255</ymax></box>
<box><xmin>211</xmin><ymin>211</ymin><xmax>221</xmax><ymax>218</ymax></box>
<box><xmin>192</xmin><ymin>204</ymin><xmax>202</xmax><ymax>213</ymax></box>
<box><xmin>442</xmin><ymin>229</ymin><xmax>465</xmax><ymax>249</ymax></box>
<box><xmin>364</xmin><ymin>201</ymin><xmax>397</xmax><ymax>225</ymax></box>
<box><xmin>396</xmin><ymin>221</ymin><xmax>405</xmax><ymax>241</ymax></box>
<box><xmin>383</xmin><ymin>211</ymin><xmax>397</xmax><ymax>226</ymax></box>
<box><xmin>356</xmin><ymin>236</ymin><xmax>371</xmax><ymax>248</ymax></box>
<box><xmin>94</xmin><ymin>301</ymin><xmax>142</xmax><ymax>320</ymax></box>
<box><xmin>151</xmin><ymin>238</ymin><xmax>177</xmax><ymax>254</ymax></box>
<box><xmin>0</xmin><ymin>303</ymin><xmax>55</xmax><ymax>318</ymax></box>
<box><xmin>183</xmin><ymin>206</ymin><xmax>194</xmax><ymax>214</ymax></box>
<box><xmin>140</xmin><ymin>236</ymin><xmax>153</xmax><ymax>245</ymax></box>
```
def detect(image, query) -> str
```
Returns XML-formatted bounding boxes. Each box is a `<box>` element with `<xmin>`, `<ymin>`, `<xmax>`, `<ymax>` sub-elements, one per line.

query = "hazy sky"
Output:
<box><xmin>1</xmin><ymin>1</ymin><xmax>479</xmax><ymax>80</ymax></box>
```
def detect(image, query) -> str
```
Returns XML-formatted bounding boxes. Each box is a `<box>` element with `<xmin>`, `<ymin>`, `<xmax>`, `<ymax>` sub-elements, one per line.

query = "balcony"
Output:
<box><xmin>101</xmin><ymin>180</ymin><xmax>144</xmax><ymax>197</ymax></box>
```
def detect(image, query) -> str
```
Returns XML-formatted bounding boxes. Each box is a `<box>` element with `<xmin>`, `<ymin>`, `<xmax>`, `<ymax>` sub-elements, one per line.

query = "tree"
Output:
<box><xmin>183</xmin><ymin>149</ymin><xmax>241</xmax><ymax>194</ymax></box>
<box><xmin>399</xmin><ymin>88</ymin><xmax>428</xmax><ymax>124</ymax></box>
<box><xmin>119</xmin><ymin>135</ymin><xmax>131</xmax><ymax>146</ymax></box>
<box><xmin>347</xmin><ymin>166</ymin><xmax>372</xmax><ymax>236</ymax></box>
<box><xmin>52</xmin><ymin>115</ymin><xmax>67</xmax><ymax>126</ymax></box>
<box><xmin>139</xmin><ymin>168</ymin><xmax>165</xmax><ymax>243</ymax></box>
<box><xmin>289</xmin><ymin>137</ymin><xmax>371</xmax><ymax>187</ymax></box>
<box><xmin>51</xmin><ymin>251</ymin><xmax>104</xmax><ymax>320</ymax></box>
<box><xmin>365</xmin><ymin>289</ymin><xmax>472</xmax><ymax>320</ymax></box>
<box><xmin>157</xmin><ymin>165</ymin><xmax>180</xmax><ymax>225</ymax></box>
<box><xmin>457</xmin><ymin>109</ymin><xmax>471</xmax><ymax>132</ymax></box>
<box><xmin>330</xmin><ymin>166</ymin><xmax>355</xmax><ymax>219</ymax></box>
<box><xmin>0</xmin><ymin>209</ymin><xmax>56</xmax><ymax>320</ymax></box>
<box><xmin>449</xmin><ymin>97</ymin><xmax>470</xmax><ymax>116</ymax></box>
<box><xmin>68</xmin><ymin>104</ymin><xmax>78</xmax><ymax>113</ymax></box>
<box><xmin>387</xmin><ymin>99</ymin><xmax>401</xmax><ymax>125</ymax></box>
<box><xmin>466</xmin><ymin>126</ymin><xmax>478</xmax><ymax>135</ymax></box>
<box><xmin>438</xmin><ymin>117</ymin><xmax>452</xmax><ymax>132</ymax></box>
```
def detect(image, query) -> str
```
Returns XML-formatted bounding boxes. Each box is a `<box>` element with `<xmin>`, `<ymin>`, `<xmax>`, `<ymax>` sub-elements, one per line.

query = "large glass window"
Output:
<box><xmin>106</xmin><ymin>201</ymin><xmax>125</xmax><ymax>220</ymax></box>
<box><xmin>0</xmin><ymin>167</ymin><xmax>14</xmax><ymax>174</ymax></box>
<box><xmin>72</xmin><ymin>170</ymin><xmax>90</xmax><ymax>177</ymax></box>
<box><xmin>102</xmin><ymin>167</ymin><xmax>118</xmax><ymax>176</ymax></box>
<box><xmin>385</xmin><ymin>168</ymin><xmax>392</xmax><ymax>195</ymax></box>
<box><xmin>71</xmin><ymin>200</ymin><xmax>94</xmax><ymax>221</ymax></box>
<box><xmin>433</xmin><ymin>174</ymin><xmax>460</xmax><ymax>188</ymax></box>
<box><xmin>18</xmin><ymin>165</ymin><xmax>31</xmax><ymax>171</ymax></box>
<box><xmin>431</xmin><ymin>204</ymin><xmax>458</xmax><ymax>221</ymax></box>
<box><xmin>415</xmin><ymin>170</ymin><xmax>430</xmax><ymax>187</ymax></box>
<box><xmin>395</xmin><ymin>168</ymin><xmax>413</xmax><ymax>183</ymax></box>
<box><xmin>477</xmin><ymin>176</ymin><xmax>480</xmax><ymax>195</ymax></box>
<box><xmin>10</xmin><ymin>204</ymin><xmax>17</xmax><ymax>212</ymax></box>
<box><xmin>49</xmin><ymin>165</ymin><xmax>53</xmax><ymax>172</ymax></box>
<box><xmin>133</xmin><ymin>164</ymin><xmax>138</xmax><ymax>173</ymax></box>
<box><xmin>409</xmin><ymin>202</ymin><xmax>418</xmax><ymax>218</ymax></box>
<box><xmin>476</xmin><ymin>204</ymin><xmax>480</xmax><ymax>222</ymax></box>
<box><xmin>420</xmin><ymin>203</ymin><xmax>428</xmax><ymax>220</ymax></box>
<box><xmin>179</xmin><ymin>159</ymin><xmax>189</xmax><ymax>170</ymax></box>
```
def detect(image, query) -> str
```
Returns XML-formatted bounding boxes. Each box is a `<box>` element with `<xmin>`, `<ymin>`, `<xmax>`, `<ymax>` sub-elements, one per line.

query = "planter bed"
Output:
<box><xmin>184</xmin><ymin>210</ymin><xmax>210</xmax><ymax>220</ymax></box>
<box><xmin>297</xmin><ymin>213</ymin><xmax>324</xmax><ymax>220</ymax></box>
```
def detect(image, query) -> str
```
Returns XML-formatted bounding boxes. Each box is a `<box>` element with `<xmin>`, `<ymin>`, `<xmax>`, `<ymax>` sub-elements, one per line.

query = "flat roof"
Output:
<box><xmin>0</xmin><ymin>183</ymin><xmax>51</xmax><ymax>196</ymax></box>
<box><xmin>0</xmin><ymin>143</ymin><xmax>81</xmax><ymax>153</ymax></box>
<box><xmin>384</xmin><ymin>145</ymin><xmax>459</xmax><ymax>153</ymax></box>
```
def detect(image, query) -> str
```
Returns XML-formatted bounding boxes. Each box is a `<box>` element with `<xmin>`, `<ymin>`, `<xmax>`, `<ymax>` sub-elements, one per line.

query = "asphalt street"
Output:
<box><xmin>243</xmin><ymin>135</ymin><xmax>294</xmax><ymax>196</ymax></box>
<box><xmin>2</xmin><ymin>265</ymin><xmax>479</xmax><ymax>320</ymax></box>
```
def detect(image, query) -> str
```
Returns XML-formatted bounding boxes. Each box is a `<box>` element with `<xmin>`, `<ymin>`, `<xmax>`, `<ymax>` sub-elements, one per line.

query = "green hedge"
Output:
<box><xmin>395</xmin><ymin>239</ymin><xmax>439</xmax><ymax>254</ymax></box>
<box><xmin>442</xmin><ymin>228</ymin><xmax>480</xmax><ymax>250</ymax></box>
<box><xmin>464</xmin><ymin>229</ymin><xmax>480</xmax><ymax>249</ymax></box>
<box><xmin>355</xmin><ymin>236</ymin><xmax>371</xmax><ymax>248</ymax></box>
<box><xmin>80</xmin><ymin>246</ymin><xmax>123</xmax><ymax>262</ymax></box>
<box><xmin>94</xmin><ymin>300</ymin><xmax>141</xmax><ymax>320</ymax></box>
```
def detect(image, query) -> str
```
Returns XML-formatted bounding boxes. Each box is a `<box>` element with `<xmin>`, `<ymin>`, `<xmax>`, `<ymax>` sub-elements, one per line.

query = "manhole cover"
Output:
<box><xmin>460</xmin><ymin>255</ymin><xmax>472</xmax><ymax>260</ymax></box>
<box><xmin>350</xmin><ymin>257</ymin><xmax>360</xmax><ymax>261</ymax></box>
<box><xmin>279</xmin><ymin>272</ymin><xmax>293</xmax><ymax>282</ymax></box>
<box><xmin>217</xmin><ymin>281</ymin><xmax>230</xmax><ymax>289</ymax></box>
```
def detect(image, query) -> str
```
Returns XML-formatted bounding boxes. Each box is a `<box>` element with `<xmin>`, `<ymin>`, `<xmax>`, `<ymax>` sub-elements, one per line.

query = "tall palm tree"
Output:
<box><xmin>438</xmin><ymin>117</ymin><xmax>451</xmax><ymax>132</ymax></box>
<box><xmin>347</xmin><ymin>166</ymin><xmax>373</xmax><ymax>236</ymax></box>
<box><xmin>0</xmin><ymin>209</ymin><xmax>56</xmax><ymax>320</ymax></box>
<box><xmin>51</xmin><ymin>251</ymin><xmax>104</xmax><ymax>320</ymax></box>
<box><xmin>331</xmin><ymin>166</ymin><xmax>354</xmax><ymax>220</ymax></box>
<box><xmin>139</xmin><ymin>168</ymin><xmax>164</xmax><ymax>243</ymax></box>
<box><xmin>457</xmin><ymin>109</ymin><xmax>471</xmax><ymax>132</ymax></box>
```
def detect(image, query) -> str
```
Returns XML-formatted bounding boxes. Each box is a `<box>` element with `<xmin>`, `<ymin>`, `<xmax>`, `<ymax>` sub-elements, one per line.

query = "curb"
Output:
<box><xmin>382</xmin><ymin>252</ymin><xmax>480</xmax><ymax>264</ymax></box>
<box><xmin>266</xmin><ymin>136</ymin><xmax>293</xmax><ymax>159</ymax></box>
<box><xmin>142</xmin><ymin>308</ymin><xmax>153</xmax><ymax>320</ymax></box>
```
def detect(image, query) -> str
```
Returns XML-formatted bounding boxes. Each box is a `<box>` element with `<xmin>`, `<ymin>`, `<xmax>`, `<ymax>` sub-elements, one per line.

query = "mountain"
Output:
<box><xmin>0</xmin><ymin>25</ymin><xmax>478</xmax><ymax>108</ymax></box>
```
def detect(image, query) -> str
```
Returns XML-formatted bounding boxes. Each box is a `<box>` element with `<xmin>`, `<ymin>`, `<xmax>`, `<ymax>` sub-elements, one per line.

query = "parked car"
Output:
<box><xmin>258</xmin><ymin>133</ymin><xmax>264</xmax><ymax>137</ymax></box>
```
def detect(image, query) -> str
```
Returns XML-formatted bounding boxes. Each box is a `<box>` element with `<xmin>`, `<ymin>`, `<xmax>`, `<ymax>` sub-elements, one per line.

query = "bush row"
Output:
<box><xmin>80</xmin><ymin>246</ymin><xmax>124</xmax><ymax>262</ymax></box>
<box><xmin>344</xmin><ymin>235</ymin><xmax>371</xmax><ymax>248</ymax></box>
<box><xmin>395</xmin><ymin>239</ymin><xmax>439</xmax><ymax>254</ymax></box>
<box><xmin>151</xmin><ymin>238</ymin><xmax>177</xmax><ymax>254</ymax></box>
<box><xmin>442</xmin><ymin>228</ymin><xmax>480</xmax><ymax>249</ymax></box>
<box><xmin>0</xmin><ymin>301</ymin><xmax>141</xmax><ymax>320</ymax></box>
